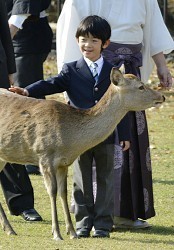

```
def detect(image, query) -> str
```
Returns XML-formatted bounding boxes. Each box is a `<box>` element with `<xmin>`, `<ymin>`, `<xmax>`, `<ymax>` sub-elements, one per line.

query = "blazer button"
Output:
<box><xmin>95</xmin><ymin>100</ymin><xmax>98</xmax><ymax>104</ymax></box>
<box><xmin>94</xmin><ymin>87</ymin><xmax>98</xmax><ymax>91</ymax></box>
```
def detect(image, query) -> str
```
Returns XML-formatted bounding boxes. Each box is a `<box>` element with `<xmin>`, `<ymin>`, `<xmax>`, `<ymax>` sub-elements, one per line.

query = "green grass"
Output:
<box><xmin>0</xmin><ymin>60</ymin><xmax>174</xmax><ymax>249</ymax></box>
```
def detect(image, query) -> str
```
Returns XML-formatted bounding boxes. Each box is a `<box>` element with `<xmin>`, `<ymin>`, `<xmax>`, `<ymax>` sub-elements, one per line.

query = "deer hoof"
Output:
<box><xmin>7</xmin><ymin>230</ymin><xmax>17</xmax><ymax>236</ymax></box>
<box><xmin>70</xmin><ymin>234</ymin><xmax>79</xmax><ymax>239</ymax></box>
<box><xmin>53</xmin><ymin>235</ymin><xmax>63</xmax><ymax>241</ymax></box>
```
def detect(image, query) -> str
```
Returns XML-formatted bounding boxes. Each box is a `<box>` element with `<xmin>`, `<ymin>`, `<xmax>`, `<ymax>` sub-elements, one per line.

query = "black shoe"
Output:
<box><xmin>93</xmin><ymin>229</ymin><xmax>110</xmax><ymax>238</ymax></box>
<box><xmin>25</xmin><ymin>165</ymin><xmax>41</xmax><ymax>175</ymax></box>
<box><xmin>20</xmin><ymin>209</ymin><xmax>43</xmax><ymax>222</ymax></box>
<box><xmin>76</xmin><ymin>228</ymin><xmax>90</xmax><ymax>238</ymax></box>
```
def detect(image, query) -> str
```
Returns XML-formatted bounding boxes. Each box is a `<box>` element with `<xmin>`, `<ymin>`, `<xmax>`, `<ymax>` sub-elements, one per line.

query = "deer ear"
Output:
<box><xmin>110</xmin><ymin>67</ymin><xmax>124</xmax><ymax>86</ymax></box>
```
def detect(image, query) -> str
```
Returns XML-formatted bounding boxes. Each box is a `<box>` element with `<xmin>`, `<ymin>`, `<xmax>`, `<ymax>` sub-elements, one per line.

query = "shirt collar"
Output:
<box><xmin>84</xmin><ymin>56</ymin><xmax>104</xmax><ymax>75</ymax></box>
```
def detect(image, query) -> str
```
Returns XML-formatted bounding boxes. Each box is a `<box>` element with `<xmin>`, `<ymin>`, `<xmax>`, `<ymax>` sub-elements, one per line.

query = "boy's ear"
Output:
<box><xmin>103</xmin><ymin>39</ymin><xmax>110</xmax><ymax>49</ymax></box>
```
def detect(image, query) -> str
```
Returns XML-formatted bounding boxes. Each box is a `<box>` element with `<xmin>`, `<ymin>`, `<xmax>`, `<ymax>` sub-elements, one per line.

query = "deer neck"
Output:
<box><xmin>73</xmin><ymin>84</ymin><xmax>127</xmax><ymax>154</ymax></box>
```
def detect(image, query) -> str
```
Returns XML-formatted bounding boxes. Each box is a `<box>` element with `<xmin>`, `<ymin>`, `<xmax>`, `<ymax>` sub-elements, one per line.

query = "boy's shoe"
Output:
<box><xmin>93</xmin><ymin>229</ymin><xmax>110</xmax><ymax>238</ymax></box>
<box><xmin>113</xmin><ymin>217</ymin><xmax>151</xmax><ymax>229</ymax></box>
<box><xmin>76</xmin><ymin>228</ymin><xmax>90</xmax><ymax>238</ymax></box>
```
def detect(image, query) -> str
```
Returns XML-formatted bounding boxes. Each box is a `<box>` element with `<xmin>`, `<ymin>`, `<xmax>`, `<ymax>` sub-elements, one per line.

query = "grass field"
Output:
<box><xmin>0</xmin><ymin>57</ymin><xmax>174</xmax><ymax>250</ymax></box>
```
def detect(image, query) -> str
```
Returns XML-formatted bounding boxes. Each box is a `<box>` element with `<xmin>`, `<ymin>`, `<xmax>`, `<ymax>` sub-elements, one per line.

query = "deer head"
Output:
<box><xmin>110</xmin><ymin>67</ymin><xmax>165</xmax><ymax>111</ymax></box>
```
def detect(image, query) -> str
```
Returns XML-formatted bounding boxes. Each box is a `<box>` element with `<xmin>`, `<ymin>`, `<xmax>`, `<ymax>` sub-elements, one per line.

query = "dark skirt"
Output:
<box><xmin>112</xmin><ymin>111</ymin><xmax>155</xmax><ymax>220</ymax></box>
<box><xmin>102</xmin><ymin>42</ymin><xmax>155</xmax><ymax>220</ymax></box>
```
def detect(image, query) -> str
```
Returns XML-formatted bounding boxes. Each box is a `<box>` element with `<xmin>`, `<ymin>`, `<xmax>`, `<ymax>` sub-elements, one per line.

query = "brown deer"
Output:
<box><xmin>0</xmin><ymin>68</ymin><xmax>165</xmax><ymax>240</ymax></box>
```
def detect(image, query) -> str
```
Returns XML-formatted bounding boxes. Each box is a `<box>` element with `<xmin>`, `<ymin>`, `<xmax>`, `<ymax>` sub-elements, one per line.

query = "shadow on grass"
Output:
<box><xmin>112</xmin><ymin>225</ymin><xmax>174</xmax><ymax>246</ymax></box>
<box><xmin>153</xmin><ymin>178</ymin><xmax>174</xmax><ymax>185</ymax></box>
<box><xmin>8</xmin><ymin>218</ymin><xmax>65</xmax><ymax>226</ymax></box>
<box><xmin>111</xmin><ymin>234</ymin><xmax>174</xmax><ymax>247</ymax></box>
<box><xmin>113</xmin><ymin>225</ymin><xmax>174</xmax><ymax>236</ymax></box>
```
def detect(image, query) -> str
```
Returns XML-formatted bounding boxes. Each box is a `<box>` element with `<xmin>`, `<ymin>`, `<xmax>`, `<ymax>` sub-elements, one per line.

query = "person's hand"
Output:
<box><xmin>9</xmin><ymin>86</ymin><xmax>29</xmax><ymax>96</ymax></box>
<box><xmin>9</xmin><ymin>23</ymin><xmax>19</xmax><ymax>39</ymax></box>
<box><xmin>157</xmin><ymin>66</ymin><xmax>173</xmax><ymax>89</ymax></box>
<box><xmin>120</xmin><ymin>141</ymin><xmax>130</xmax><ymax>151</ymax></box>
<box><xmin>152</xmin><ymin>52</ymin><xmax>173</xmax><ymax>89</ymax></box>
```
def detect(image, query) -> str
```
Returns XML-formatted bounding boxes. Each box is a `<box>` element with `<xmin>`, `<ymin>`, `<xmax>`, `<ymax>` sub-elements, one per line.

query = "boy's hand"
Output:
<box><xmin>9</xmin><ymin>86</ymin><xmax>29</xmax><ymax>96</ymax></box>
<box><xmin>120</xmin><ymin>141</ymin><xmax>130</xmax><ymax>151</ymax></box>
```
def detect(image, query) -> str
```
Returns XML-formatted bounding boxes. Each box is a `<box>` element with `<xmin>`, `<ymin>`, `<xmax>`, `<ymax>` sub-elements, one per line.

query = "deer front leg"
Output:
<box><xmin>50</xmin><ymin>193</ymin><xmax>63</xmax><ymax>240</ymax></box>
<box><xmin>41</xmin><ymin>164</ymin><xmax>63</xmax><ymax>240</ymax></box>
<box><xmin>0</xmin><ymin>202</ymin><xmax>17</xmax><ymax>235</ymax></box>
<box><xmin>57</xmin><ymin>167</ymin><xmax>77</xmax><ymax>239</ymax></box>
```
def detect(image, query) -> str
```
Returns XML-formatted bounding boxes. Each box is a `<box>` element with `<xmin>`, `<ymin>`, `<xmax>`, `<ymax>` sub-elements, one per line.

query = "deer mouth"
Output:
<box><xmin>154</xmin><ymin>95</ymin><xmax>165</xmax><ymax>105</ymax></box>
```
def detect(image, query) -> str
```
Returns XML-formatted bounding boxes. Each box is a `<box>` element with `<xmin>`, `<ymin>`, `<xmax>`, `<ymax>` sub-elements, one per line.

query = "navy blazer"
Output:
<box><xmin>6</xmin><ymin>0</ymin><xmax>51</xmax><ymax>16</ymax></box>
<box><xmin>27</xmin><ymin>57</ymin><xmax>112</xmax><ymax>109</ymax></box>
<box><xmin>5</xmin><ymin>0</ymin><xmax>53</xmax><ymax>54</ymax></box>
<box><xmin>27</xmin><ymin>57</ymin><xmax>130</xmax><ymax>141</ymax></box>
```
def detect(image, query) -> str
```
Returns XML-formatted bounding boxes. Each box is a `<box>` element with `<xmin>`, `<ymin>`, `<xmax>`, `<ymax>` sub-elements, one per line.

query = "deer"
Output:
<box><xmin>0</xmin><ymin>68</ymin><xmax>165</xmax><ymax>240</ymax></box>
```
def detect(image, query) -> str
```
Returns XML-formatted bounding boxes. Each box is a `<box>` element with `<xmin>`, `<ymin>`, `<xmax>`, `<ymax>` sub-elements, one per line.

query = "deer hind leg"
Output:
<box><xmin>0</xmin><ymin>203</ymin><xmax>17</xmax><ymax>235</ymax></box>
<box><xmin>40</xmin><ymin>162</ymin><xmax>63</xmax><ymax>241</ymax></box>
<box><xmin>56</xmin><ymin>166</ymin><xmax>77</xmax><ymax>239</ymax></box>
<box><xmin>0</xmin><ymin>161</ymin><xmax>16</xmax><ymax>235</ymax></box>
<box><xmin>0</xmin><ymin>161</ymin><xmax>6</xmax><ymax>172</ymax></box>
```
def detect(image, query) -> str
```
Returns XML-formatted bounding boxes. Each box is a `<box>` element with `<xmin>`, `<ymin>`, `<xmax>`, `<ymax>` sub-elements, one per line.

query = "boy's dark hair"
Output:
<box><xmin>75</xmin><ymin>15</ymin><xmax>111</xmax><ymax>45</ymax></box>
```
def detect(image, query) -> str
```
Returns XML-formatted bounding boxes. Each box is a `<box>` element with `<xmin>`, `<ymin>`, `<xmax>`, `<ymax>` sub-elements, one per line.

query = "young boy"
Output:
<box><xmin>10</xmin><ymin>15</ymin><xmax>130</xmax><ymax>238</ymax></box>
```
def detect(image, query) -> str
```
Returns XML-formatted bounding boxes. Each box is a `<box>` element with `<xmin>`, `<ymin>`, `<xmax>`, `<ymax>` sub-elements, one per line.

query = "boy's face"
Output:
<box><xmin>77</xmin><ymin>33</ymin><xmax>110</xmax><ymax>62</ymax></box>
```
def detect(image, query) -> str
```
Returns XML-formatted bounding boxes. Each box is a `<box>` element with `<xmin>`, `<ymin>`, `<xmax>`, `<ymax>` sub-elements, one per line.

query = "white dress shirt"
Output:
<box><xmin>8</xmin><ymin>11</ymin><xmax>47</xmax><ymax>29</ymax></box>
<box><xmin>84</xmin><ymin>56</ymin><xmax>103</xmax><ymax>76</ymax></box>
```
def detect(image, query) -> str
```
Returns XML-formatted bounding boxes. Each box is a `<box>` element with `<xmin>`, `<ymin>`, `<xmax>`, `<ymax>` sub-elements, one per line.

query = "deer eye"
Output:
<box><xmin>139</xmin><ymin>85</ymin><xmax>145</xmax><ymax>90</ymax></box>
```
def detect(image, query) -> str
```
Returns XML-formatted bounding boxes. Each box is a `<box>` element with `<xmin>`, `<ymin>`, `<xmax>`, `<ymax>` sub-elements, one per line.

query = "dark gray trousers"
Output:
<box><xmin>73</xmin><ymin>133</ymin><xmax>114</xmax><ymax>231</ymax></box>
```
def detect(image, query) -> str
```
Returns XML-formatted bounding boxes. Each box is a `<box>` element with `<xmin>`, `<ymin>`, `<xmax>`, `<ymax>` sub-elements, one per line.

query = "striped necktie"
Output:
<box><xmin>91</xmin><ymin>62</ymin><xmax>99</xmax><ymax>82</ymax></box>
